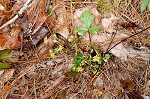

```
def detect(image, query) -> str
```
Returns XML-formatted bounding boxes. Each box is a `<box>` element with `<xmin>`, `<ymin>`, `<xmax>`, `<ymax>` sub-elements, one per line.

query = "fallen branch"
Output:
<box><xmin>105</xmin><ymin>26</ymin><xmax>150</xmax><ymax>53</ymax></box>
<box><xmin>0</xmin><ymin>0</ymin><xmax>32</xmax><ymax>30</ymax></box>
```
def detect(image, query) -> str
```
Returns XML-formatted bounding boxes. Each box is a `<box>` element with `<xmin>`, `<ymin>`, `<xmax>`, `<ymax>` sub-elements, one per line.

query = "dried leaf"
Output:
<box><xmin>119</xmin><ymin>91</ymin><xmax>144</xmax><ymax>99</ymax></box>
<box><xmin>0</xmin><ymin>82</ymin><xmax>11</xmax><ymax>99</ymax></box>
<box><xmin>127</xmin><ymin>92</ymin><xmax>144</xmax><ymax>99</ymax></box>
<box><xmin>0</xmin><ymin>2</ymin><xmax>22</xmax><ymax>26</ymax></box>
<box><xmin>0</xmin><ymin>3</ymin><xmax>4</xmax><ymax>10</ymax></box>
<box><xmin>0</xmin><ymin>70</ymin><xmax>4</xmax><ymax>76</ymax></box>
<box><xmin>27</xmin><ymin>0</ymin><xmax>48</xmax><ymax>35</ymax></box>
<box><xmin>102</xmin><ymin>14</ymin><xmax>118</xmax><ymax>33</ymax></box>
<box><xmin>60</xmin><ymin>89</ymin><xmax>67</xmax><ymax>99</ymax></box>
<box><xmin>64</xmin><ymin>71</ymin><xmax>77</xmax><ymax>78</ymax></box>
<box><xmin>120</xmin><ymin>79</ymin><xmax>134</xmax><ymax>91</ymax></box>
<box><xmin>0</xmin><ymin>26</ymin><xmax>20</xmax><ymax>50</ymax></box>
<box><xmin>57</xmin><ymin>27</ymin><xmax>70</xmax><ymax>39</ymax></box>
<box><xmin>0</xmin><ymin>69</ymin><xmax>14</xmax><ymax>83</ymax></box>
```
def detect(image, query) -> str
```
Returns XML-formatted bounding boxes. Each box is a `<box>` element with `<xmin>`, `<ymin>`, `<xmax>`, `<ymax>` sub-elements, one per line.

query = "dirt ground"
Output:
<box><xmin>0</xmin><ymin>0</ymin><xmax>150</xmax><ymax>99</ymax></box>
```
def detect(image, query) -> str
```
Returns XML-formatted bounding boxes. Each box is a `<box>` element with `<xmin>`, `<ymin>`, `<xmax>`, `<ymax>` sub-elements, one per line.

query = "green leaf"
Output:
<box><xmin>0</xmin><ymin>50</ymin><xmax>12</xmax><ymax>61</ymax></box>
<box><xmin>148</xmin><ymin>1</ymin><xmax>150</xmax><ymax>10</ymax></box>
<box><xmin>95</xmin><ymin>64</ymin><xmax>99</xmax><ymax>68</ymax></box>
<box><xmin>103</xmin><ymin>54</ymin><xmax>111</xmax><ymax>62</ymax></box>
<box><xmin>47</xmin><ymin>8</ymin><xmax>52</xmax><ymax>16</ymax></box>
<box><xmin>0</xmin><ymin>62</ymin><xmax>11</xmax><ymax>69</ymax></box>
<box><xmin>72</xmin><ymin>66</ymin><xmax>78</xmax><ymax>72</ymax></box>
<box><xmin>75</xmin><ymin>53</ymin><xmax>83</xmax><ymax>59</ymax></box>
<box><xmin>80</xmin><ymin>11</ymin><xmax>94</xmax><ymax>28</ymax></box>
<box><xmin>74</xmin><ymin>60</ymin><xmax>82</xmax><ymax>66</ymax></box>
<box><xmin>114</xmin><ymin>0</ymin><xmax>119</xmax><ymax>7</ymax></box>
<box><xmin>95</xmin><ymin>50</ymin><xmax>100</xmax><ymax>55</ymax></box>
<box><xmin>140</xmin><ymin>0</ymin><xmax>149</xmax><ymax>12</ymax></box>
<box><xmin>89</xmin><ymin>26</ymin><xmax>100</xmax><ymax>34</ymax></box>
<box><xmin>121</xmin><ymin>2</ymin><xmax>126</xmax><ymax>7</ymax></box>
<box><xmin>74</xmin><ymin>28</ymin><xmax>88</xmax><ymax>35</ymax></box>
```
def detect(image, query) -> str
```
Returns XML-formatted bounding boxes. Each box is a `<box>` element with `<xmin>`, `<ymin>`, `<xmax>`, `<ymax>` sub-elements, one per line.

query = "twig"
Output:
<box><xmin>105</xmin><ymin>31</ymin><xmax>117</xmax><ymax>53</ymax></box>
<box><xmin>0</xmin><ymin>0</ymin><xmax>32</xmax><ymax>30</ymax></box>
<box><xmin>105</xmin><ymin>26</ymin><xmax>150</xmax><ymax>53</ymax></box>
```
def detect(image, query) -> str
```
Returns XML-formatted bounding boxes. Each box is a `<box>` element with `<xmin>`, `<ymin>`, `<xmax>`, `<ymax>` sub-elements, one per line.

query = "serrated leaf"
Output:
<box><xmin>140</xmin><ymin>0</ymin><xmax>149</xmax><ymax>12</ymax></box>
<box><xmin>0</xmin><ymin>62</ymin><xmax>11</xmax><ymax>69</ymax></box>
<box><xmin>0</xmin><ymin>50</ymin><xmax>12</xmax><ymax>61</ymax></box>
<box><xmin>74</xmin><ymin>28</ymin><xmax>88</xmax><ymax>35</ymax></box>
<box><xmin>80</xmin><ymin>11</ymin><xmax>94</xmax><ymax>28</ymax></box>
<box><xmin>89</xmin><ymin>26</ymin><xmax>100</xmax><ymax>34</ymax></box>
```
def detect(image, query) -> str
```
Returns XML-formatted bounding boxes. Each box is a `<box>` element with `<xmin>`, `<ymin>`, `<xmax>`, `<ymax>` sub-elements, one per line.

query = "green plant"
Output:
<box><xmin>72</xmin><ymin>11</ymin><xmax>111</xmax><ymax>75</ymax></box>
<box><xmin>71</xmin><ymin>50</ymin><xmax>111</xmax><ymax>75</ymax></box>
<box><xmin>140</xmin><ymin>0</ymin><xmax>150</xmax><ymax>12</ymax></box>
<box><xmin>49</xmin><ymin>45</ymin><xmax>64</xmax><ymax>58</ymax></box>
<box><xmin>0</xmin><ymin>50</ymin><xmax>12</xmax><ymax>69</ymax></box>
<box><xmin>97</xmin><ymin>0</ymin><xmax>111</xmax><ymax>12</ymax></box>
<box><xmin>74</xmin><ymin>11</ymin><xmax>100</xmax><ymax>36</ymax></box>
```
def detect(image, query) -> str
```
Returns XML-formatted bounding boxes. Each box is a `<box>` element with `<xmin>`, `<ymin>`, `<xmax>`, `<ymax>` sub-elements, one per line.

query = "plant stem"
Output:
<box><xmin>88</xmin><ymin>32</ymin><xmax>92</xmax><ymax>44</ymax></box>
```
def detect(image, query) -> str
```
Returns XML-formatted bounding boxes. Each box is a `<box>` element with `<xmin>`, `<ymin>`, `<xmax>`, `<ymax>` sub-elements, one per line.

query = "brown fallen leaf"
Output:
<box><xmin>60</xmin><ymin>89</ymin><xmax>67</xmax><ymax>99</ymax></box>
<box><xmin>0</xmin><ymin>69</ymin><xmax>15</xmax><ymax>83</ymax></box>
<box><xmin>120</xmin><ymin>79</ymin><xmax>134</xmax><ymax>91</ymax></box>
<box><xmin>0</xmin><ymin>3</ymin><xmax>4</xmax><ymax>11</ymax></box>
<box><xmin>27</xmin><ymin>0</ymin><xmax>48</xmax><ymax>35</ymax></box>
<box><xmin>118</xmin><ymin>79</ymin><xmax>144</xmax><ymax>99</ymax></box>
<box><xmin>0</xmin><ymin>26</ymin><xmax>20</xmax><ymax>50</ymax></box>
<box><xmin>0</xmin><ymin>82</ymin><xmax>11</xmax><ymax>99</ymax></box>
<box><xmin>0</xmin><ymin>1</ymin><xmax>22</xmax><ymax>26</ymax></box>
<box><xmin>119</xmin><ymin>91</ymin><xmax>144</xmax><ymax>99</ymax></box>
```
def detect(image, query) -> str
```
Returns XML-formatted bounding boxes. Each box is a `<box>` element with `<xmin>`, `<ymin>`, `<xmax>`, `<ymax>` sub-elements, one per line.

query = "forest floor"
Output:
<box><xmin>0</xmin><ymin>0</ymin><xmax>150</xmax><ymax>99</ymax></box>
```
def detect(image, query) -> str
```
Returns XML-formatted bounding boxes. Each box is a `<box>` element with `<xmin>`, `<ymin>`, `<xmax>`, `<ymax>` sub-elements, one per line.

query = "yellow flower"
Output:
<box><xmin>93</xmin><ymin>55</ymin><xmax>100</xmax><ymax>62</ymax></box>
<box><xmin>77</xmin><ymin>67</ymin><xmax>84</xmax><ymax>72</ymax></box>
<box><xmin>57</xmin><ymin>45</ymin><xmax>64</xmax><ymax>52</ymax></box>
<box><xmin>49</xmin><ymin>50</ymin><xmax>55</xmax><ymax>58</ymax></box>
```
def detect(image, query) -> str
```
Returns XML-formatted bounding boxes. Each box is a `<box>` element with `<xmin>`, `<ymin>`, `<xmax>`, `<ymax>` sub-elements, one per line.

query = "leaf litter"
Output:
<box><xmin>0</xmin><ymin>0</ymin><xmax>149</xmax><ymax>99</ymax></box>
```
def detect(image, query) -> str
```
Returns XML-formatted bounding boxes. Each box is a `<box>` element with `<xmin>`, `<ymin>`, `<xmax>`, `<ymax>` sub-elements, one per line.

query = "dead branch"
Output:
<box><xmin>0</xmin><ymin>0</ymin><xmax>32</xmax><ymax>30</ymax></box>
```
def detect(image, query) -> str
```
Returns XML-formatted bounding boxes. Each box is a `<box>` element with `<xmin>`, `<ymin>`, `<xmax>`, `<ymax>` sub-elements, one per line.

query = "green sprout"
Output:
<box><xmin>140</xmin><ymin>0</ymin><xmax>150</xmax><ymax>12</ymax></box>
